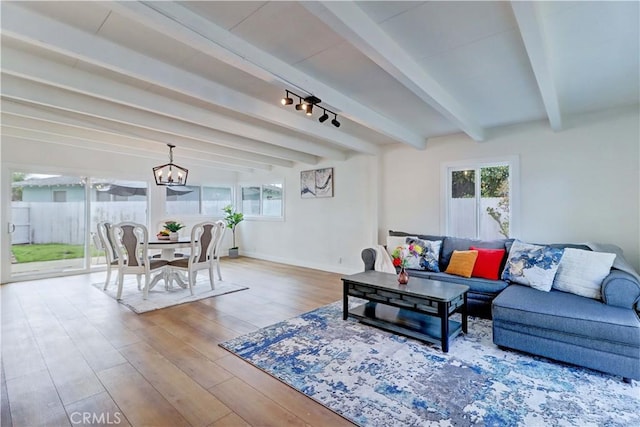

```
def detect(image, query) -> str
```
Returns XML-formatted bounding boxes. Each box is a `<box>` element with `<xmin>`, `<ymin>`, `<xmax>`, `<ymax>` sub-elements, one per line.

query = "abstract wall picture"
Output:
<box><xmin>301</xmin><ymin>167</ymin><xmax>333</xmax><ymax>198</ymax></box>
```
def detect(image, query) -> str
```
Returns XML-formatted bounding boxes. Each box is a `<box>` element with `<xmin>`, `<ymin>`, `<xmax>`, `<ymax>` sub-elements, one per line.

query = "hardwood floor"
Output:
<box><xmin>1</xmin><ymin>257</ymin><xmax>356</xmax><ymax>427</ymax></box>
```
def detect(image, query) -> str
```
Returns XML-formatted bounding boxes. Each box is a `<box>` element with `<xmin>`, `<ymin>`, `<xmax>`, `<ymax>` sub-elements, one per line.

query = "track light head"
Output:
<box><xmin>305</xmin><ymin>104</ymin><xmax>313</xmax><ymax>116</ymax></box>
<box><xmin>331</xmin><ymin>115</ymin><xmax>340</xmax><ymax>128</ymax></box>
<box><xmin>281</xmin><ymin>90</ymin><xmax>294</xmax><ymax>105</ymax></box>
<box><xmin>295</xmin><ymin>101</ymin><xmax>304</xmax><ymax>111</ymax></box>
<box><xmin>319</xmin><ymin>111</ymin><xmax>329</xmax><ymax>123</ymax></box>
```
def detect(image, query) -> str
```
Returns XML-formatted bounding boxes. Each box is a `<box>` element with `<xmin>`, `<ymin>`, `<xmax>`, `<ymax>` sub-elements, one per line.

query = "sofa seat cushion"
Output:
<box><xmin>427</xmin><ymin>272</ymin><xmax>509</xmax><ymax>296</ymax></box>
<box><xmin>493</xmin><ymin>285</ymin><xmax>640</xmax><ymax>348</ymax></box>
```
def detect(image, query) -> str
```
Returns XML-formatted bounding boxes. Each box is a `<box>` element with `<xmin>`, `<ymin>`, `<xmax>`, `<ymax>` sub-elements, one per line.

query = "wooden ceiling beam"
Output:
<box><xmin>511</xmin><ymin>1</ymin><xmax>563</xmax><ymax>131</ymax></box>
<box><xmin>303</xmin><ymin>1</ymin><xmax>486</xmax><ymax>142</ymax></box>
<box><xmin>1</xmin><ymin>3</ymin><xmax>375</xmax><ymax>155</ymax></box>
<box><xmin>110</xmin><ymin>1</ymin><xmax>426</xmax><ymax>149</ymax></box>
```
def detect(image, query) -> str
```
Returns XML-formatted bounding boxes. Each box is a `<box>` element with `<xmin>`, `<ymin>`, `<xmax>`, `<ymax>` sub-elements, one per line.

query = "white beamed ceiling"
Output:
<box><xmin>1</xmin><ymin>1</ymin><xmax>638</xmax><ymax>172</ymax></box>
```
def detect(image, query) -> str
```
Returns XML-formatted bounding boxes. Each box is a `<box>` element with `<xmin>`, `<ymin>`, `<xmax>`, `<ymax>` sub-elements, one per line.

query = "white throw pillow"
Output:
<box><xmin>553</xmin><ymin>248</ymin><xmax>616</xmax><ymax>300</ymax></box>
<box><xmin>386</xmin><ymin>235</ymin><xmax>417</xmax><ymax>256</ymax></box>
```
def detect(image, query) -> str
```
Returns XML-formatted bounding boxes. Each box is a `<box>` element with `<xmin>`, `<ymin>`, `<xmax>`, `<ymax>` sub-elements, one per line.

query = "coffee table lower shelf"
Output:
<box><xmin>348</xmin><ymin>302</ymin><xmax>463</xmax><ymax>347</ymax></box>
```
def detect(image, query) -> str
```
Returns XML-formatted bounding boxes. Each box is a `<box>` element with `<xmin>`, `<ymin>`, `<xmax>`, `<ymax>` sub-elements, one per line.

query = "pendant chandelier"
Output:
<box><xmin>153</xmin><ymin>144</ymin><xmax>188</xmax><ymax>186</ymax></box>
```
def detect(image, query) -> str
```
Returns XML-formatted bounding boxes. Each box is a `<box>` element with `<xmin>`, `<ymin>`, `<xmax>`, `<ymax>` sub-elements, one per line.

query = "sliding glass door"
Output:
<box><xmin>10</xmin><ymin>172</ymin><xmax>87</xmax><ymax>278</ymax></box>
<box><xmin>9</xmin><ymin>172</ymin><xmax>149</xmax><ymax>280</ymax></box>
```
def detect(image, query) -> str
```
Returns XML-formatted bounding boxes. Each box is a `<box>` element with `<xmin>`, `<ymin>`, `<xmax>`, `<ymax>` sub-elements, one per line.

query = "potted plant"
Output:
<box><xmin>222</xmin><ymin>204</ymin><xmax>244</xmax><ymax>258</ymax></box>
<box><xmin>163</xmin><ymin>221</ymin><xmax>185</xmax><ymax>241</ymax></box>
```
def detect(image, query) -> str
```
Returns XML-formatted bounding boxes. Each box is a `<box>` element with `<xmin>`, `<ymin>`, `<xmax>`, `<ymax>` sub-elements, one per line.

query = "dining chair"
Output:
<box><xmin>110</xmin><ymin>222</ymin><xmax>169</xmax><ymax>300</ymax></box>
<box><xmin>212</xmin><ymin>220</ymin><xmax>227</xmax><ymax>281</ymax></box>
<box><xmin>96</xmin><ymin>221</ymin><xmax>119</xmax><ymax>291</ymax></box>
<box><xmin>168</xmin><ymin>221</ymin><xmax>225</xmax><ymax>294</ymax></box>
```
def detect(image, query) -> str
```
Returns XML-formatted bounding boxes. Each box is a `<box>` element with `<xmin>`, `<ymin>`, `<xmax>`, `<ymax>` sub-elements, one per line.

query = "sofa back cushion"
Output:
<box><xmin>441</xmin><ymin>237</ymin><xmax>511</xmax><ymax>272</ymax></box>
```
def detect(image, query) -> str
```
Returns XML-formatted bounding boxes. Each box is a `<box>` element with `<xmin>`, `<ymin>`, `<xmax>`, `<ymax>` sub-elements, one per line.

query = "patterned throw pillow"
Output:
<box><xmin>407</xmin><ymin>238</ymin><xmax>442</xmax><ymax>272</ymax></box>
<box><xmin>501</xmin><ymin>240</ymin><xmax>564</xmax><ymax>291</ymax></box>
<box><xmin>386</xmin><ymin>235</ymin><xmax>418</xmax><ymax>257</ymax></box>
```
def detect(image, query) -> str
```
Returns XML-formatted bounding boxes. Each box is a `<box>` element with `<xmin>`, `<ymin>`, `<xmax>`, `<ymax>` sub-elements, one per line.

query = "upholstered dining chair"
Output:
<box><xmin>168</xmin><ymin>221</ymin><xmax>226</xmax><ymax>295</ymax></box>
<box><xmin>96</xmin><ymin>221</ymin><xmax>119</xmax><ymax>290</ymax></box>
<box><xmin>110</xmin><ymin>222</ymin><xmax>168</xmax><ymax>300</ymax></box>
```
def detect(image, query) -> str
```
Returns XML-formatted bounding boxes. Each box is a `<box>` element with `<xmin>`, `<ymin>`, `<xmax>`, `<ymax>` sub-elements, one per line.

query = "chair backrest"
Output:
<box><xmin>96</xmin><ymin>221</ymin><xmax>117</xmax><ymax>263</ymax></box>
<box><xmin>111</xmin><ymin>222</ymin><xmax>149</xmax><ymax>267</ymax></box>
<box><xmin>212</xmin><ymin>220</ymin><xmax>227</xmax><ymax>260</ymax></box>
<box><xmin>190</xmin><ymin>222</ymin><xmax>217</xmax><ymax>264</ymax></box>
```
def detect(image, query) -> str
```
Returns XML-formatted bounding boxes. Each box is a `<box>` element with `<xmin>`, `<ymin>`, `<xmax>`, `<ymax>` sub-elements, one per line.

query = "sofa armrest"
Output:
<box><xmin>361</xmin><ymin>248</ymin><xmax>376</xmax><ymax>271</ymax></box>
<box><xmin>601</xmin><ymin>270</ymin><xmax>640</xmax><ymax>309</ymax></box>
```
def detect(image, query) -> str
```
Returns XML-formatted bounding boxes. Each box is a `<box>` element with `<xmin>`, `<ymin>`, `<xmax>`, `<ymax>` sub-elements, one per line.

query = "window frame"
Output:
<box><xmin>238</xmin><ymin>182</ymin><xmax>284</xmax><ymax>220</ymax></box>
<box><xmin>441</xmin><ymin>156</ymin><xmax>519</xmax><ymax>239</ymax></box>
<box><xmin>164</xmin><ymin>184</ymin><xmax>234</xmax><ymax>217</ymax></box>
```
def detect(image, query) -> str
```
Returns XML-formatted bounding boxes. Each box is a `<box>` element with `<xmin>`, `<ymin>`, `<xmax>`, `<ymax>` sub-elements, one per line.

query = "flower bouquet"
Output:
<box><xmin>391</xmin><ymin>243</ymin><xmax>424</xmax><ymax>284</ymax></box>
<box><xmin>390</xmin><ymin>242</ymin><xmax>424</xmax><ymax>270</ymax></box>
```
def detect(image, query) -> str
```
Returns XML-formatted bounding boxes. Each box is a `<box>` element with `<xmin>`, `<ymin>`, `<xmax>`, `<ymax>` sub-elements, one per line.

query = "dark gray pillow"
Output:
<box><xmin>441</xmin><ymin>237</ymin><xmax>511</xmax><ymax>272</ymax></box>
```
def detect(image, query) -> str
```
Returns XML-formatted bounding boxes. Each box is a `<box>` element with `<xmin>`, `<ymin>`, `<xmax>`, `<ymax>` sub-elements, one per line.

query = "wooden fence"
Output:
<box><xmin>11</xmin><ymin>202</ymin><xmax>147</xmax><ymax>245</ymax></box>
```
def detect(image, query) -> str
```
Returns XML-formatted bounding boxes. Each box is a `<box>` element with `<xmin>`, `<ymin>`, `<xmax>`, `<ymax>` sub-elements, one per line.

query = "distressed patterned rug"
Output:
<box><xmin>220</xmin><ymin>301</ymin><xmax>639</xmax><ymax>426</ymax></box>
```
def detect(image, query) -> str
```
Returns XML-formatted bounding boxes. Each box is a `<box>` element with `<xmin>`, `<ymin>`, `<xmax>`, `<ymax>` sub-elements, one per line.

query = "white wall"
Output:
<box><xmin>236</xmin><ymin>155</ymin><xmax>378</xmax><ymax>274</ymax></box>
<box><xmin>381</xmin><ymin>107</ymin><xmax>640</xmax><ymax>270</ymax></box>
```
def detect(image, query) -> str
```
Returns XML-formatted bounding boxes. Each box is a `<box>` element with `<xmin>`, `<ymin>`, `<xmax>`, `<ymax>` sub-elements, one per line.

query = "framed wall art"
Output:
<box><xmin>300</xmin><ymin>167</ymin><xmax>333</xmax><ymax>198</ymax></box>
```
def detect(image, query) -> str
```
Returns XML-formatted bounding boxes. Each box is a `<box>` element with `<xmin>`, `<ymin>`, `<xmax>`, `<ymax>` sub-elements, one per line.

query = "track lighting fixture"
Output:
<box><xmin>280</xmin><ymin>89</ymin><xmax>341</xmax><ymax>127</ymax></box>
<box><xmin>281</xmin><ymin>90</ymin><xmax>293</xmax><ymax>105</ymax></box>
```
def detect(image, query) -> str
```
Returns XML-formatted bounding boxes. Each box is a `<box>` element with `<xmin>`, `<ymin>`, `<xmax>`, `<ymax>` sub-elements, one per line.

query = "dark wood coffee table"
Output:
<box><xmin>342</xmin><ymin>271</ymin><xmax>469</xmax><ymax>352</ymax></box>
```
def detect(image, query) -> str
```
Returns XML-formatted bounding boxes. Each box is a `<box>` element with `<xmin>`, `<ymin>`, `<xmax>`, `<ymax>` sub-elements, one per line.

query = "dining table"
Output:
<box><xmin>148</xmin><ymin>237</ymin><xmax>192</xmax><ymax>260</ymax></box>
<box><xmin>147</xmin><ymin>238</ymin><xmax>193</xmax><ymax>289</ymax></box>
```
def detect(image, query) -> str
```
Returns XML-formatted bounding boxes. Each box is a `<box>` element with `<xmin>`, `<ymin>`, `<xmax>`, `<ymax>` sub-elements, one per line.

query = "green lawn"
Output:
<box><xmin>12</xmin><ymin>244</ymin><xmax>102</xmax><ymax>263</ymax></box>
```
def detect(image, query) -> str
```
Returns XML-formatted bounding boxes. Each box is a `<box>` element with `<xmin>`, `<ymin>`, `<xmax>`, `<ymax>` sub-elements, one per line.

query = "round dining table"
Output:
<box><xmin>147</xmin><ymin>238</ymin><xmax>193</xmax><ymax>289</ymax></box>
<box><xmin>148</xmin><ymin>238</ymin><xmax>192</xmax><ymax>260</ymax></box>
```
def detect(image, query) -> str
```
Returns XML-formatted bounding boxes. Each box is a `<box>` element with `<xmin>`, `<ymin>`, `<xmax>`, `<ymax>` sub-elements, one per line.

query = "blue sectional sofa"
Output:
<box><xmin>361</xmin><ymin>232</ymin><xmax>640</xmax><ymax>381</ymax></box>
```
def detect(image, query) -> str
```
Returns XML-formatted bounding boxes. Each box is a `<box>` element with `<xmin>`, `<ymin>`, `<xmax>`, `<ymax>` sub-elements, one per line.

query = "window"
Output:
<box><xmin>241</xmin><ymin>186</ymin><xmax>261</xmax><ymax>215</ymax></box>
<box><xmin>53</xmin><ymin>190</ymin><xmax>67</xmax><ymax>202</ymax></box>
<box><xmin>240</xmin><ymin>184</ymin><xmax>283</xmax><ymax>217</ymax></box>
<box><xmin>166</xmin><ymin>185</ymin><xmax>233</xmax><ymax>216</ymax></box>
<box><xmin>166</xmin><ymin>185</ymin><xmax>200</xmax><ymax>215</ymax></box>
<box><xmin>445</xmin><ymin>160</ymin><xmax>514</xmax><ymax>240</ymax></box>
<box><xmin>262</xmin><ymin>184</ymin><xmax>283</xmax><ymax>217</ymax></box>
<box><xmin>202</xmin><ymin>186</ymin><xmax>232</xmax><ymax>216</ymax></box>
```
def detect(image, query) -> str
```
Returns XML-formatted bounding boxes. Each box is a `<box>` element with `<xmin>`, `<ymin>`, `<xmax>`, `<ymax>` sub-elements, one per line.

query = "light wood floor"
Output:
<box><xmin>1</xmin><ymin>257</ymin><xmax>356</xmax><ymax>427</ymax></box>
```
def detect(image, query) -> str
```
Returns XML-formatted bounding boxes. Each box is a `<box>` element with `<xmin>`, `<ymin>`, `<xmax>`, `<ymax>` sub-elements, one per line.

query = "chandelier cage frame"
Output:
<box><xmin>153</xmin><ymin>144</ymin><xmax>189</xmax><ymax>186</ymax></box>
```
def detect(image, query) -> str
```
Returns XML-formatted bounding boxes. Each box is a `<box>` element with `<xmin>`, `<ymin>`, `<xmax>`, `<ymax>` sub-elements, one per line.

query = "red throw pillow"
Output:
<box><xmin>469</xmin><ymin>246</ymin><xmax>506</xmax><ymax>280</ymax></box>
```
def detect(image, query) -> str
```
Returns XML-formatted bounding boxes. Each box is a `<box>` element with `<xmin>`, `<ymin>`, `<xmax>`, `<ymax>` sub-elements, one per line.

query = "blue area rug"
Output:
<box><xmin>220</xmin><ymin>301</ymin><xmax>640</xmax><ymax>426</ymax></box>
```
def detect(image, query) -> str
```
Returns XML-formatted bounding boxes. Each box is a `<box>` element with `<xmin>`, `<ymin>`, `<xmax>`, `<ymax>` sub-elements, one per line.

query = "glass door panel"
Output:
<box><xmin>10</xmin><ymin>172</ymin><xmax>87</xmax><ymax>278</ymax></box>
<box><xmin>90</xmin><ymin>179</ymin><xmax>148</xmax><ymax>268</ymax></box>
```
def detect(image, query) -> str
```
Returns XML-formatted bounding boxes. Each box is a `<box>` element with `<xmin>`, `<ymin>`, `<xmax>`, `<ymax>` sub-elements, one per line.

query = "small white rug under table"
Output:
<box><xmin>92</xmin><ymin>274</ymin><xmax>248</xmax><ymax>314</ymax></box>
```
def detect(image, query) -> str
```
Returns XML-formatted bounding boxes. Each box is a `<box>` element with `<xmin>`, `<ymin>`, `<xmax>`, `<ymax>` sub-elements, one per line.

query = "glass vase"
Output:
<box><xmin>398</xmin><ymin>267</ymin><xmax>409</xmax><ymax>284</ymax></box>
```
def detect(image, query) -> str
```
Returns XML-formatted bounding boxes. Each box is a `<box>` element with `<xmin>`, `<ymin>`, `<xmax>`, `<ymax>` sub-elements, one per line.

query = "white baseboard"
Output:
<box><xmin>238</xmin><ymin>250</ymin><xmax>361</xmax><ymax>275</ymax></box>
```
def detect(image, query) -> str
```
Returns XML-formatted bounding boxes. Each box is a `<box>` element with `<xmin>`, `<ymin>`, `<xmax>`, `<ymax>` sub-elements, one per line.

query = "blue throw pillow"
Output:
<box><xmin>501</xmin><ymin>240</ymin><xmax>564</xmax><ymax>291</ymax></box>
